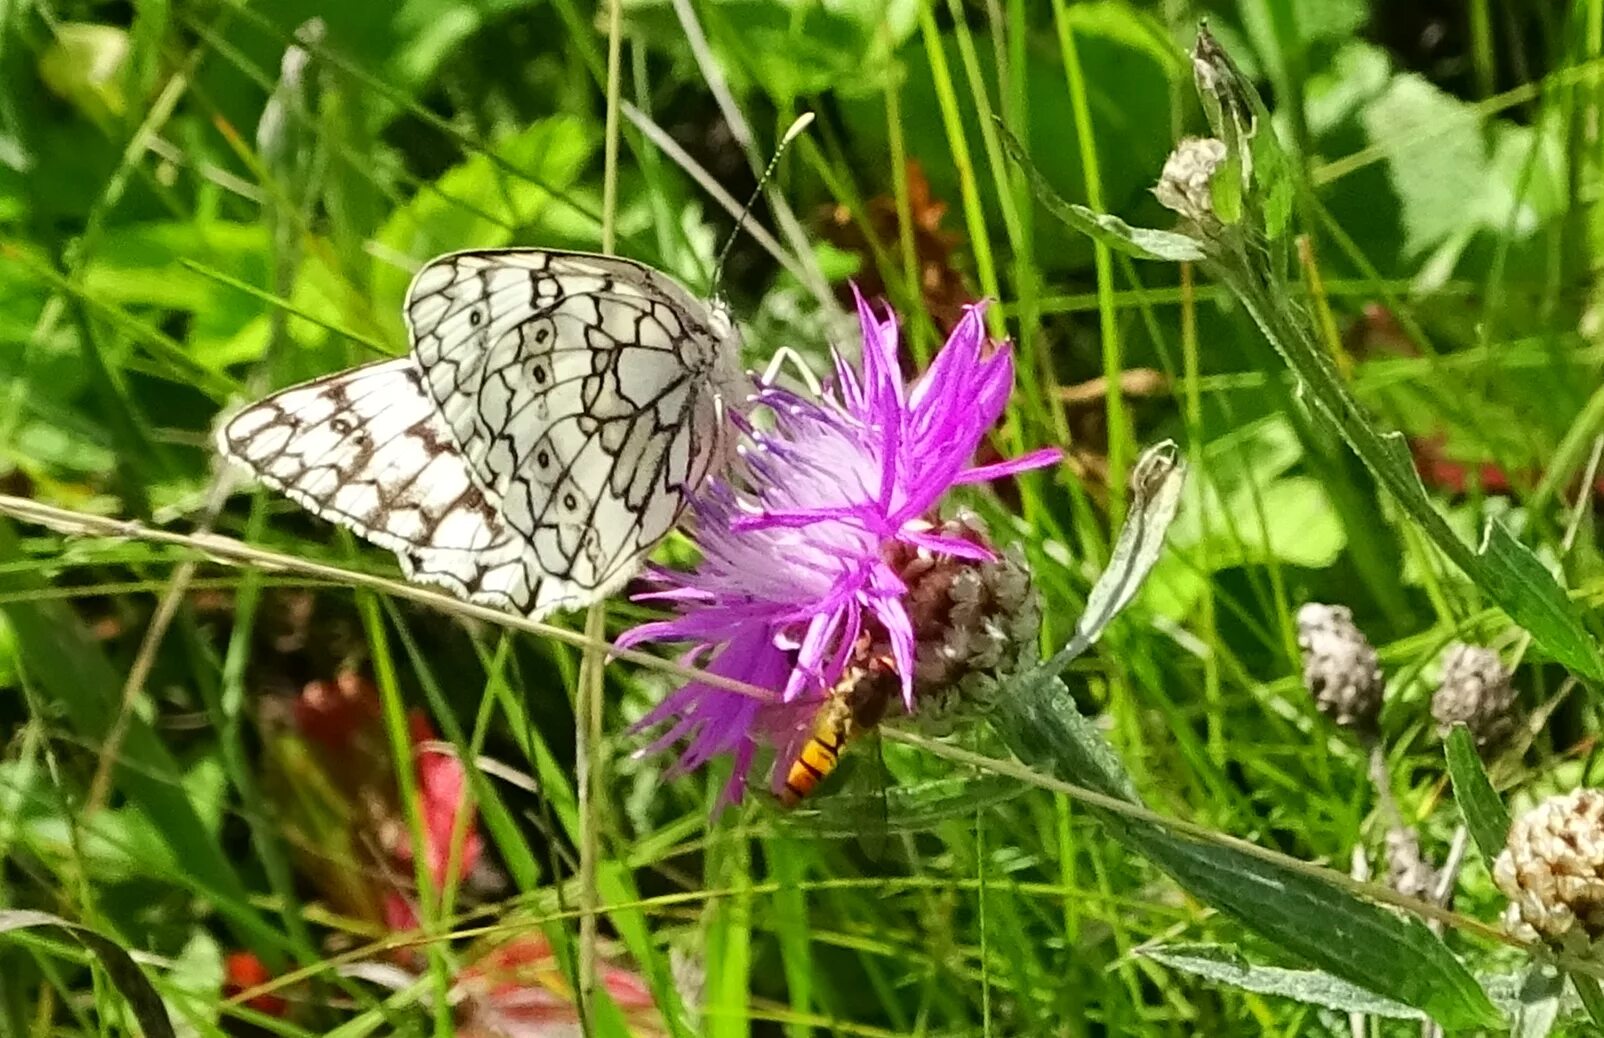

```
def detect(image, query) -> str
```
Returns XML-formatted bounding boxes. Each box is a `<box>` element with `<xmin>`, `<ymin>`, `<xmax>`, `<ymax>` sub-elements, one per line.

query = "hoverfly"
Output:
<box><xmin>779</xmin><ymin>663</ymin><xmax>898</xmax><ymax>808</ymax></box>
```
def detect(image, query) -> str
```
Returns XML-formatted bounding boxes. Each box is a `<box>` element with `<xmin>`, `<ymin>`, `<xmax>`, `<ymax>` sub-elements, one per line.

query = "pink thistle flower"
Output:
<box><xmin>619</xmin><ymin>289</ymin><xmax>1059</xmax><ymax>806</ymax></box>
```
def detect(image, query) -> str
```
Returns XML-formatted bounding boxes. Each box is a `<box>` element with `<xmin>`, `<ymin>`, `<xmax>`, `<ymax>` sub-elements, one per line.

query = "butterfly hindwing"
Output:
<box><xmin>215</xmin><ymin>357</ymin><xmax>580</xmax><ymax>617</ymax></box>
<box><xmin>404</xmin><ymin>249</ymin><xmax>734</xmax><ymax>600</ymax></box>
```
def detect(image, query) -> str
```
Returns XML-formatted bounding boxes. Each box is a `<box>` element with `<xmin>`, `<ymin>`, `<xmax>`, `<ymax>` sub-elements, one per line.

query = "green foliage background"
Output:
<box><xmin>4</xmin><ymin>0</ymin><xmax>1604</xmax><ymax>1034</ymax></box>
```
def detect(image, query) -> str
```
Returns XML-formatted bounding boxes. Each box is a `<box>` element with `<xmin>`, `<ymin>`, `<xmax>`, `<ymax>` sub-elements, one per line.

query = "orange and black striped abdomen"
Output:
<box><xmin>780</xmin><ymin>702</ymin><xmax>852</xmax><ymax>807</ymax></box>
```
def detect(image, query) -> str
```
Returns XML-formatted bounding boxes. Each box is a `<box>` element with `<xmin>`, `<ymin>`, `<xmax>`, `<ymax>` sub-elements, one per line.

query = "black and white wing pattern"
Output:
<box><xmin>215</xmin><ymin>358</ymin><xmax>567</xmax><ymax>616</ymax></box>
<box><xmin>404</xmin><ymin>249</ymin><xmax>747</xmax><ymax>605</ymax></box>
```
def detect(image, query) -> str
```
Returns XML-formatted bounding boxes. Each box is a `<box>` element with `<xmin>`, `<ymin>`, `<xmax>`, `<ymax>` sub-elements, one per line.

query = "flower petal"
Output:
<box><xmin>954</xmin><ymin>447</ymin><xmax>1063</xmax><ymax>484</ymax></box>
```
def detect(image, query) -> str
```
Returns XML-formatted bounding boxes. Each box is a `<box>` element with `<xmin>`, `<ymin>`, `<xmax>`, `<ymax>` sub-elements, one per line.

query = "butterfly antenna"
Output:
<box><xmin>710</xmin><ymin>112</ymin><xmax>815</xmax><ymax>292</ymax></box>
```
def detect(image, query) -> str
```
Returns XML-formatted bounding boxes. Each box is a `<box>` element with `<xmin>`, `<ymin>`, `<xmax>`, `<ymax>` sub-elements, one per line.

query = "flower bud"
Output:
<box><xmin>1494</xmin><ymin>789</ymin><xmax>1604</xmax><ymax>955</ymax></box>
<box><xmin>1153</xmin><ymin>137</ymin><xmax>1227</xmax><ymax>227</ymax></box>
<box><xmin>1431</xmin><ymin>642</ymin><xmax>1516</xmax><ymax>749</ymax></box>
<box><xmin>891</xmin><ymin>511</ymin><xmax>1041</xmax><ymax>734</ymax></box>
<box><xmin>1295</xmin><ymin>603</ymin><xmax>1384</xmax><ymax>733</ymax></box>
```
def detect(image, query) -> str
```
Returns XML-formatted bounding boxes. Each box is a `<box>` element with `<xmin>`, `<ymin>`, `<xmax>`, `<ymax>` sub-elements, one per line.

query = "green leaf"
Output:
<box><xmin>1157</xmin><ymin>468</ymin><xmax>1347</xmax><ymax>616</ymax></box>
<box><xmin>1445</xmin><ymin>725</ymin><xmax>1511</xmax><ymax>871</ymax></box>
<box><xmin>1482</xmin><ymin>966</ymin><xmax>1580</xmax><ymax>1034</ymax></box>
<box><xmin>389</xmin><ymin>0</ymin><xmax>545</xmax><ymax>90</ymax></box>
<box><xmin>770</xmin><ymin>773</ymin><xmax>1029</xmax><ymax>837</ymax></box>
<box><xmin>989</xmin><ymin>680</ymin><xmax>1503</xmax><ymax>1029</ymax></box>
<box><xmin>990</xmin><ymin>673</ymin><xmax>1142</xmax><ymax>804</ymax></box>
<box><xmin>1473</xmin><ymin>520</ymin><xmax>1604</xmax><ymax>682</ymax></box>
<box><xmin>371</xmin><ymin>115</ymin><xmax>596</xmax><ymax>323</ymax></box>
<box><xmin>996</xmin><ymin>120</ymin><xmax>1207</xmax><ymax>262</ymax></box>
<box><xmin>1141</xmin><ymin>943</ymin><xmax>1424</xmax><ymax>1018</ymax></box>
<box><xmin>1573</xmin><ymin>973</ymin><xmax>1604</xmax><ymax>1032</ymax></box>
<box><xmin>37</xmin><ymin>23</ymin><xmax>130</xmax><ymax>122</ymax></box>
<box><xmin>1045</xmin><ymin>439</ymin><xmax>1187</xmax><ymax>673</ymax></box>
<box><xmin>0</xmin><ymin>910</ymin><xmax>175</xmax><ymax>1038</ymax></box>
<box><xmin>623</xmin><ymin>0</ymin><xmax>917</xmax><ymax>100</ymax></box>
<box><xmin>164</xmin><ymin>932</ymin><xmax>225</xmax><ymax>1026</ymax></box>
<box><xmin>991</xmin><ymin>439</ymin><xmax>1186</xmax><ymax>804</ymax></box>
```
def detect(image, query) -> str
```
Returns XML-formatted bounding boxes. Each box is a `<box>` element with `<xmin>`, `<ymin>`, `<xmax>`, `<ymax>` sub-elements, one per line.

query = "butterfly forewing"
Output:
<box><xmin>404</xmin><ymin>249</ymin><xmax>738</xmax><ymax>602</ymax></box>
<box><xmin>215</xmin><ymin>358</ymin><xmax>561</xmax><ymax>616</ymax></box>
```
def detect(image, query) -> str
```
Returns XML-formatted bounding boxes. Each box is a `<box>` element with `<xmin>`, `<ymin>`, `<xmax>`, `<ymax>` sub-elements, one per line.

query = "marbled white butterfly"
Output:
<box><xmin>217</xmin><ymin>249</ymin><xmax>748</xmax><ymax>619</ymax></box>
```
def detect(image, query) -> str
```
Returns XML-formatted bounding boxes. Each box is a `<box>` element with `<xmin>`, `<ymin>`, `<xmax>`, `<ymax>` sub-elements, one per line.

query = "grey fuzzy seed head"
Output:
<box><xmin>1431</xmin><ymin>642</ymin><xmax>1517</xmax><ymax>749</ymax></box>
<box><xmin>1384</xmin><ymin>826</ymin><xmax>1437</xmax><ymax>901</ymax></box>
<box><xmin>1494</xmin><ymin>788</ymin><xmax>1604</xmax><ymax>955</ymax></box>
<box><xmin>1295</xmin><ymin>603</ymin><xmax>1384</xmax><ymax>733</ymax></box>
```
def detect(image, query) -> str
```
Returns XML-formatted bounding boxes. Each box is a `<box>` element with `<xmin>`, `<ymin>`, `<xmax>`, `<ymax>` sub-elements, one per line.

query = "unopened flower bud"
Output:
<box><xmin>1153</xmin><ymin>136</ymin><xmax>1227</xmax><ymax>226</ymax></box>
<box><xmin>1296</xmin><ymin>603</ymin><xmax>1383</xmax><ymax>733</ymax></box>
<box><xmin>1494</xmin><ymin>789</ymin><xmax>1604</xmax><ymax>955</ymax></box>
<box><xmin>1431</xmin><ymin>642</ymin><xmax>1516</xmax><ymax>749</ymax></box>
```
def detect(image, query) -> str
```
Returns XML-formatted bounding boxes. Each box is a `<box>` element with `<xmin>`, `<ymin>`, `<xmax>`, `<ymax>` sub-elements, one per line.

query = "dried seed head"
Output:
<box><xmin>1153</xmin><ymin>137</ymin><xmax>1228</xmax><ymax>226</ymax></box>
<box><xmin>885</xmin><ymin>511</ymin><xmax>1041</xmax><ymax>734</ymax></box>
<box><xmin>1385</xmin><ymin>826</ymin><xmax>1437</xmax><ymax>901</ymax></box>
<box><xmin>1494</xmin><ymin>789</ymin><xmax>1604</xmax><ymax>955</ymax></box>
<box><xmin>1431</xmin><ymin>642</ymin><xmax>1517</xmax><ymax>749</ymax></box>
<box><xmin>1296</xmin><ymin>603</ymin><xmax>1384</xmax><ymax>733</ymax></box>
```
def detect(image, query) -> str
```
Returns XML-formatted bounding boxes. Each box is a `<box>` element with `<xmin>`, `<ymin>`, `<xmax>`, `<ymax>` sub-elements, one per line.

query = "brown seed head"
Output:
<box><xmin>1295</xmin><ymin>603</ymin><xmax>1384</xmax><ymax>733</ymax></box>
<box><xmin>1431</xmin><ymin>642</ymin><xmax>1517</xmax><ymax>750</ymax></box>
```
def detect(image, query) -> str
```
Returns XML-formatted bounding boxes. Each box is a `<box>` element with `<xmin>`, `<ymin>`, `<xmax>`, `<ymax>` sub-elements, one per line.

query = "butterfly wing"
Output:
<box><xmin>215</xmin><ymin>357</ymin><xmax>580</xmax><ymax>617</ymax></box>
<box><xmin>404</xmin><ymin>249</ymin><xmax>738</xmax><ymax>605</ymax></box>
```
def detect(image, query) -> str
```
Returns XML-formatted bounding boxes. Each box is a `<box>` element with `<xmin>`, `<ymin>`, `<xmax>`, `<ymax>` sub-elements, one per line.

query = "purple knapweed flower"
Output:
<box><xmin>618</xmin><ymin>289</ymin><xmax>1059</xmax><ymax>807</ymax></box>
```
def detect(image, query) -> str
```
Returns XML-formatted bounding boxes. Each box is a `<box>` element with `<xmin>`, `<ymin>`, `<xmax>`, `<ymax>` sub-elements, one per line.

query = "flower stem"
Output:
<box><xmin>581</xmin><ymin>0</ymin><xmax>623</xmax><ymax>1020</ymax></box>
<box><xmin>576</xmin><ymin>600</ymin><xmax>609</xmax><ymax>1025</ymax></box>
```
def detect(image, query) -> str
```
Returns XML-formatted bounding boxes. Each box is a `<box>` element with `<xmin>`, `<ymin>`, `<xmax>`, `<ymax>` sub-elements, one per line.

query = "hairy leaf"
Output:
<box><xmin>1142</xmin><ymin>944</ymin><xmax>1423</xmax><ymax>1018</ymax></box>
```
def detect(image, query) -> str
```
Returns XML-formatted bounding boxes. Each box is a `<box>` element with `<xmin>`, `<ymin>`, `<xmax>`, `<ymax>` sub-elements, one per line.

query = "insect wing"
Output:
<box><xmin>215</xmin><ymin>358</ymin><xmax>552</xmax><ymax>615</ymax></box>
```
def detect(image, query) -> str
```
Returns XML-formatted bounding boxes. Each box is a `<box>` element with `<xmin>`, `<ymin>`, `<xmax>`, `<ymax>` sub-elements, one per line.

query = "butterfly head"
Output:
<box><xmin>708</xmin><ymin>293</ymin><xmax>736</xmax><ymax>343</ymax></box>
<box><xmin>705</xmin><ymin>295</ymin><xmax>750</xmax><ymax>402</ymax></box>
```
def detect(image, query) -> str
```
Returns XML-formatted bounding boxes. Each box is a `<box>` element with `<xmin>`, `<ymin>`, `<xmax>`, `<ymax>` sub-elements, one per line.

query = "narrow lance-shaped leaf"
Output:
<box><xmin>1140</xmin><ymin>944</ymin><xmax>1425</xmax><ymax>1019</ymax></box>
<box><xmin>1045</xmin><ymin>439</ymin><xmax>1187</xmax><ymax>676</ymax></box>
<box><xmin>992</xmin><ymin>440</ymin><xmax>1186</xmax><ymax>805</ymax></box>
<box><xmin>989</xmin><ymin>675</ymin><xmax>1503</xmax><ymax>1029</ymax></box>
<box><xmin>1071</xmin><ymin>441</ymin><xmax>1186</xmax><ymax>649</ymax></box>
<box><xmin>994</xmin><ymin>120</ymin><xmax>1207</xmax><ymax>262</ymax></box>
<box><xmin>988</xmin><ymin>444</ymin><xmax>1500</xmax><ymax>1028</ymax></box>
<box><xmin>1445</xmin><ymin>724</ymin><xmax>1511</xmax><ymax>871</ymax></box>
<box><xmin>0</xmin><ymin>910</ymin><xmax>176</xmax><ymax>1038</ymax></box>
